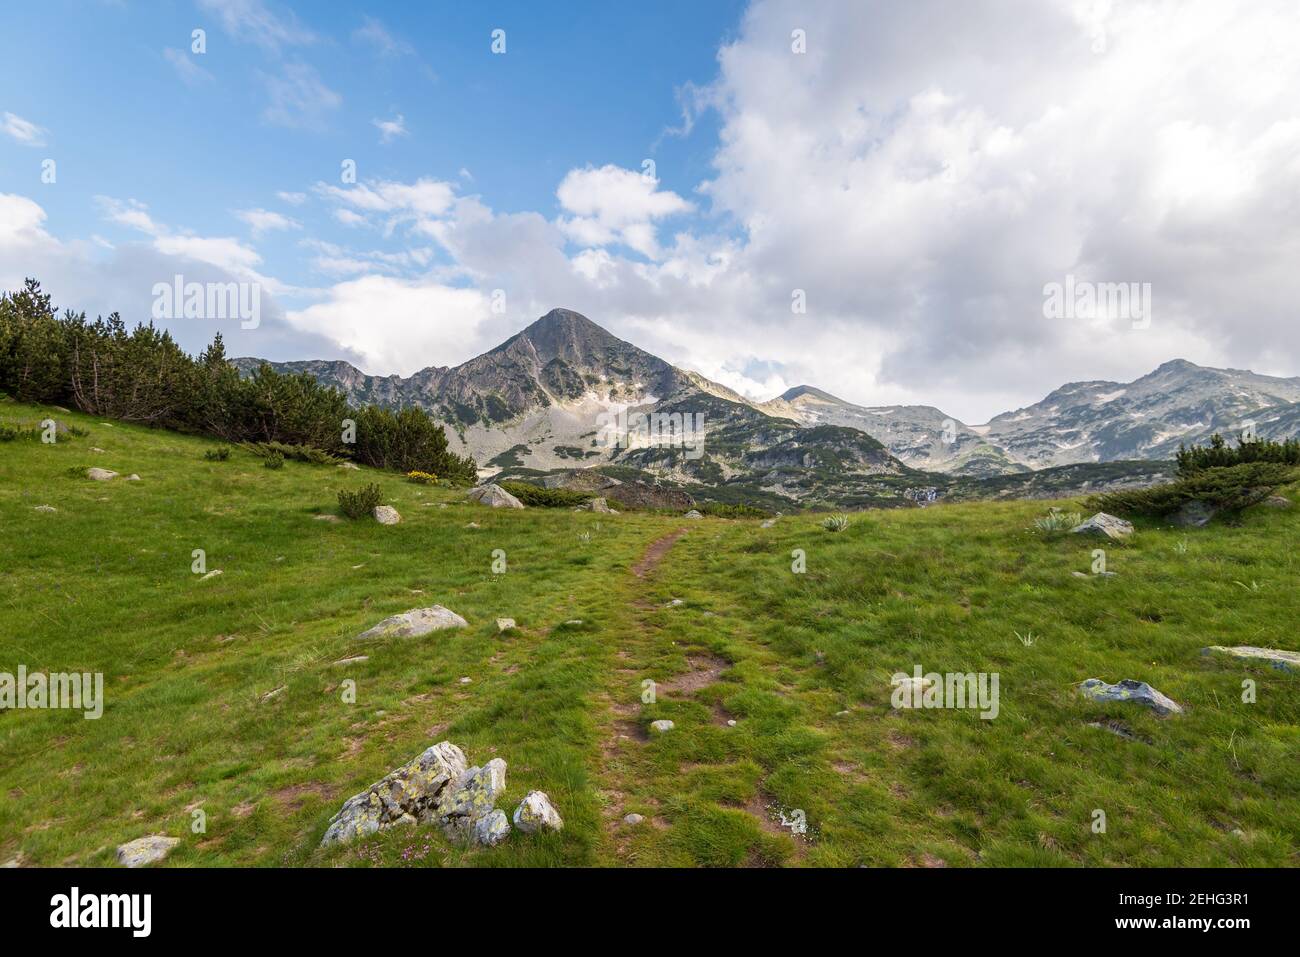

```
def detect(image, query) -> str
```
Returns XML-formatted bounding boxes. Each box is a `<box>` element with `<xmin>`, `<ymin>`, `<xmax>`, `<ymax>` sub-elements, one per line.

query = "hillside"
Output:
<box><xmin>2</xmin><ymin>399</ymin><xmax>1297</xmax><ymax>867</ymax></box>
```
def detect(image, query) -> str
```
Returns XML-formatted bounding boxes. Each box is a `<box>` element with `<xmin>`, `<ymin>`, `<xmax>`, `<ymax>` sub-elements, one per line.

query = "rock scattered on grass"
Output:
<box><xmin>116</xmin><ymin>835</ymin><xmax>179</xmax><ymax>868</ymax></box>
<box><xmin>1078</xmin><ymin>678</ymin><xmax>1183</xmax><ymax>716</ymax></box>
<box><xmin>33</xmin><ymin>505</ymin><xmax>57</xmax><ymax>513</ymax></box>
<box><xmin>199</xmin><ymin>569</ymin><xmax>222</xmax><ymax>581</ymax></box>
<box><xmin>458</xmin><ymin>676</ymin><xmax>472</xmax><ymax>684</ymax></box>
<box><xmin>333</xmin><ymin>655</ymin><xmax>369</xmax><ymax>666</ymax></box>
<box><xmin>260</xmin><ymin>686</ymin><xmax>285</xmax><ymax>703</ymax></box>
<box><xmin>683</xmin><ymin>509</ymin><xmax>703</xmax><ymax>519</ymax></box>
<box><xmin>314</xmin><ymin>514</ymin><xmax>342</xmax><ymax>523</ymax></box>
<box><xmin>372</xmin><ymin>504</ymin><xmax>401</xmax><ymax>525</ymax></box>
<box><xmin>649</xmin><ymin>719</ymin><xmax>675</xmax><ymax>733</ymax></box>
<box><xmin>357</xmin><ymin>605</ymin><xmax>468</xmax><ymax>640</ymax></box>
<box><xmin>467</xmin><ymin>483</ymin><xmax>525</xmax><ymax>509</ymax></box>
<box><xmin>760</xmin><ymin>518</ymin><xmax>777</xmax><ymax>528</ymax></box>
<box><xmin>496</xmin><ymin>617</ymin><xmax>516</xmax><ymax>633</ymax></box>
<box><xmin>512</xmin><ymin>790</ymin><xmax>564</xmax><ymax>834</ymax></box>
<box><xmin>338</xmin><ymin>462</ymin><xmax>360</xmax><ymax>470</ymax></box>
<box><xmin>623</xmin><ymin>813</ymin><xmax>644</xmax><ymax>825</ymax></box>
<box><xmin>1262</xmin><ymin>495</ymin><xmax>1291</xmax><ymax>509</ymax></box>
<box><xmin>321</xmin><ymin>743</ymin><xmax>518</xmax><ymax>849</ymax></box>
<box><xmin>1070</xmin><ymin>512</ymin><xmax>1133</xmax><ymax>540</ymax></box>
<box><xmin>86</xmin><ymin>468</ymin><xmax>118</xmax><ymax>481</ymax></box>
<box><xmin>1202</xmin><ymin>645</ymin><xmax>1300</xmax><ymax>674</ymax></box>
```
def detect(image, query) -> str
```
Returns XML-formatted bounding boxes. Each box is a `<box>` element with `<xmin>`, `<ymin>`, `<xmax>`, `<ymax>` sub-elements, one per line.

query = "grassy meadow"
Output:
<box><xmin>1</xmin><ymin>400</ymin><xmax>1297</xmax><ymax>867</ymax></box>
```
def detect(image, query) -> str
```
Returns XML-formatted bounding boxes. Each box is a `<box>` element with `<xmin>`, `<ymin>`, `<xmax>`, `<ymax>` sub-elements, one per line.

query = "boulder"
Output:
<box><xmin>1070</xmin><ymin>512</ymin><xmax>1133</xmax><ymax>540</ymax></box>
<box><xmin>649</xmin><ymin>719</ymin><xmax>675</xmax><ymax>733</ymax></box>
<box><xmin>496</xmin><ymin>617</ymin><xmax>516</xmax><ymax>633</ymax></box>
<box><xmin>467</xmin><ymin>483</ymin><xmax>525</xmax><ymax>509</ymax></box>
<box><xmin>357</xmin><ymin>605</ymin><xmax>468</xmax><ymax>640</ymax></box>
<box><xmin>1172</xmin><ymin>500</ymin><xmax>1215</xmax><ymax>528</ymax></box>
<box><xmin>472</xmin><ymin>809</ymin><xmax>511</xmax><ymax>847</ymax></box>
<box><xmin>1262</xmin><ymin>495</ymin><xmax>1292</xmax><ymax>509</ymax></box>
<box><xmin>372</xmin><ymin>505</ymin><xmax>401</xmax><ymax>525</ymax></box>
<box><xmin>321</xmin><ymin>742</ymin><xmax>467</xmax><ymax>847</ymax></box>
<box><xmin>512</xmin><ymin>790</ymin><xmax>564</xmax><ymax>834</ymax></box>
<box><xmin>1078</xmin><ymin>678</ymin><xmax>1183</xmax><ymax>716</ymax></box>
<box><xmin>436</xmin><ymin>759</ymin><xmax>507</xmax><ymax>835</ymax></box>
<box><xmin>86</xmin><ymin>468</ymin><xmax>118</xmax><ymax>481</ymax></box>
<box><xmin>683</xmin><ymin>510</ymin><xmax>703</xmax><ymax>520</ymax></box>
<box><xmin>1202</xmin><ymin>645</ymin><xmax>1300</xmax><ymax>675</ymax></box>
<box><xmin>116</xmin><ymin>835</ymin><xmax>179</xmax><ymax>868</ymax></box>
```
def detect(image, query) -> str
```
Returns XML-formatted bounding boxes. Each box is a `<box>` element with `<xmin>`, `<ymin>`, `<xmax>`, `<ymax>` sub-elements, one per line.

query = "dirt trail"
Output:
<box><xmin>631</xmin><ymin>528</ymin><xmax>688</xmax><ymax>579</ymax></box>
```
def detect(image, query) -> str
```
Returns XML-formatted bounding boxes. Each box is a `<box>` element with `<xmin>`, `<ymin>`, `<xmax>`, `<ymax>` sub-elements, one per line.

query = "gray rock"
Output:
<box><xmin>199</xmin><ymin>569</ymin><xmax>223</xmax><ymax>581</ymax></box>
<box><xmin>321</xmin><ymin>741</ymin><xmax>467</xmax><ymax>847</ymax></box>
<box><xmin>338</xmin><ymin>462</ymin><xmax>361</xmax><ymax>470</ymax></box>
<box><xmin>357</xmin><ymin>605</ymin><xmax>468</xmax><ymax>639</ymax></box>
<box><xmin>760</xmin><ymin>519</ymin><xmax>777</xmax><ymax>528</ymax></box>
<box><xmin>587</xmin><ymin>497</ymin><xmax>613</xmax><ymax>513</ymax></box>
<box><xmin>1078</xmin><ymin>678</ymin><xmax>1183</xmax><ymax>716</ymax></box>
<box><xmin>116</xmin><ymin>835</ymin><xmax>179</xmax><ymax>868</ymax></box>
<box><xmin>33</xmin><ymin>505</ymin><xmax>57</xmax><ymax>513</ymax></box>
<box><xmin>314</xmin><ymin>514</ymin><xmax>343</xmax><ymax>523</ymax></box>
<box><xmin>86</xmin><ymin>468</ymin><xmax>118</xmax><ymax>481</ymax></box>
<box><xmin>496</xmin><ymin>617</ymin><xmax>517</xmax><ymax>632</ymax></box>
<box><xmin>1172</xmin><ymin>500</ymin><xmax>1215</xmax><ymax>527</ymax></box>
<box><xmin>125</xmin><ymin>474</ymin><xmax>140</xmax><ymax>482</ymax></box>
<box><xmin>372</xmin><ymin>504</ymin><xmax>401</xmax><ymax>525</ymax></box>
<box><xmin>437</xmin><ymin>759</ymin><xmax>507</xmax><ymax>829</ymax></box>
<box><xmin>1202</xmin><ymin>645</ymin><xmax>1300</xmax><ymax>674</ymax></box>
<box><xmin>467</xmin><ymin>483</ymin><xmax>525</xmax><ymax>509</ymax></box>
<box><xmin>472</xmin><ymin>809</ymin><xmax>511</xmax><ymax>846</ymax></box>
<box><xmin>683</xmin><ymin>509</ymin><xmax>703</xmax><ymax>520</ymax></box>
<box><xmin>1262</xmin><ymin>495</ymin><xmax>1292</xmax><ymax>509</ymax></box>
<box><xmin>512</xmin><ymin>790</ymin><xmax>563</xmax><ymax>834</ymax></box>
<box><xmin>623</xmin><ymin>813</ymin><xmax>644</xmax><ymax>825</ymax></box>
<box><xmin>649</xmin><ymin>719</ymin><xmax>675</xmax><ymax>733</ymax></box>
<box><xmin>1070</xmin><ymin>512</ymin><xmax>1133</xmax><ymax>540</ymax></box>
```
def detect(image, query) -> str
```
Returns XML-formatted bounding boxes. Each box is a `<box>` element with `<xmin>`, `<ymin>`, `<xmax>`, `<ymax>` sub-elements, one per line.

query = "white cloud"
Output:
<box><xmin>2</xmin><ymin>112</ymin><xmax>48</xmax><ymax>147</ymax></box>
<box><xmin>276</xmin><ymin>191</ymin><xmax>307</xmax><ymax>205</ymax></box>
<box><xmin>163</xmin><ymin>48</ymin><xmax>213</xmax><ymax>85</ymax></box>
<box><xmin>261</xmin><ymin>62</ymin><xmax>341</xmax><ymax>129</ymax></box>
<box><xmin>197</xmin><ymin>0</ymin><xmax>315</xmax><ymax>52</ymax></box>
<box><xmin>353</xmin><ymin>16</ymin><xmax>413</xmax><ymax>58</ymax></box>
<box><xmin>373</xmin><ymin>113</ymin><xmax>408</xmax><ymax>144</ymax></box>
<box><xmin>235</xmin><ymin>207</ymin><xmax>300</xmax><ymax>236</ymax></box>
<box><xmin>556</xmin><ymin>164</ymin><xmax>693</xmax><ymax>259</ymax></box>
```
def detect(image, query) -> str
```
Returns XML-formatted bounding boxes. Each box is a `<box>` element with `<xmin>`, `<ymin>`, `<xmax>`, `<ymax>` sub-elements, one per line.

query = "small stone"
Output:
<box><xmin>623</xmin><ymin>813</ymin><xmax>644</xmax><ymax>826</ymax></box>
<box><xmin>1070</xmin><ymin>512</ymin><xmax>1134</xmax><ymax>540</ymax></box>
<box><xmin>465</xmin><ymin>522</ymin><xmax>481</xmax><ymax>529</ymax></box>
<box><xmin>372</xmin><ymin>505</ymin><xmax>401</xmax><ymax>525</ymax></box>
<box><xmin>835</xmin><ymin>710</ymin><xmax>850</xmax><ymax>716</ymax></box>
<box><xmin>1262</xmin><ymin>495</ymin><xmax>1291</xmax><ymax>509</ymax></box>
<box><xmin>260</xmin><ymin>685</ymin><xmax>285</xmax><ymax>702</ymax></box>
<box><xmin>333</xmin><ymin>655</ymin><xmax>369</xmax><ymax>666</ymax></box>
<box><xmin>199</xmin><ymin>569</ymin><xmax>222</xmax><ymax>581</ymax></box>
<box><xmin>91</xmin><ymin>447</ymin><xmax>105</xmax><ymax>453</ymax></box>
<box><xmin>726</xmin><ymin>719</ymin><xmax>737</xmax><ymax>726</ymax></box>
<box><xmin>33</xmin><ymin>505</ymin><xmax>57</xmax><ymax>513</ymax></box>
<box><xmin>664</xmin><ymin>598</ymin><xmax>684</xmax><ymax>608</ymax></box>
<box><xmin>86</xmin><ymin>467</ymin><xmax>118</xmax><ymax>481</ymax></box>
<box><xmin>338</xmin><ymin>462</ymin><xmax>361</xmax><ymax>470</ymax></box>
<box><xmin>125</xmin><ymin>474</ymin><xmax>140</xmax><ymax>482</ymax></box>
<box><xmin>760</xmin><ymin>519</ymin><xmax>777</xmax><ymax>528</ymax></box>
<box><xmin>512</xmin><ymin>790</ymin><xmax>563</xmax><ymax>834</ymax></box>
<box><xmin>116</xmin><ymin>835</ymin><xmax>179</xmax><ymax>868</ymax></box>
<box><xmin>650</xmin><ymin>719</ymin><xmax>675</xmax><ymax>733</ymax></box>
<box><xmin>459</xmin><ymin>676</ymin><xmax>472</xmax><ymax>684</ymax></box>
<box><xmin>1079</xmin><ymin>678</ymin><xmax>1183</xmax><ymax>716</ymax></box>
<box><xmin>1071</xmin><ymin>571</ymin><xmax>1089</xmax><ymax>578</ymax></box>
<box><xmin>314</xmin><ymin>514</ymin><xmax>342</xmax><ymax>523</ymax></box>
<box><xmin>496</xmin><ymin>617</ymin><xmax>517</xmax><ymax>632</ymax></box>
<box><xmin>683</xmin><ymin>509</ymin><xmax>703</xmax><ymax>519</ymax></box>
<box><xmin>357</xmin><ymin>606</ymin><xmax>468</xmax><ymax>639</ymax></box>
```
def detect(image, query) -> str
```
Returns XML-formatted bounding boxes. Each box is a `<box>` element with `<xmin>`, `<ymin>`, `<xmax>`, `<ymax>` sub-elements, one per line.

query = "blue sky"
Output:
<box><xmin>3</xmin><ymin>1</ymin><xmax>1299</xmax><ymax>422</ymax></box>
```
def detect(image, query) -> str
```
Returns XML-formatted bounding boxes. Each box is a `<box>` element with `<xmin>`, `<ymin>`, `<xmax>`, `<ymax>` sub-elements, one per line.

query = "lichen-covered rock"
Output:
<box><xmin>1079</xmin><ymin>678</ymin><xmax>1183</xmax><ymax>716</ymax></box>
<box><xmin>496</xmin><ymin>617</ymin><xmax>516</xmax><ymax>632</ymax></box>
<box><xmin>357</xmin><ymin>605</ymin><xmax>467</xmax><ymax>640</ymax></box>
<box><xmin>1070</xmin><ymin>512</ymin><xmax>1133</xmax><ymax>540</ymax></box>
<box><xmin>512</xmin><ymin>790</ymin><xmax>563</xmax><ymax>834</ymax></box>
<box><xmin>86</xmin><ymin>468</ymin><xmax>118</xmax><ymax>481</ymax></box>
<box><xmin>436</xmin><ymin>759</ymin><xmax>507</xmax><ymax>825</ymax></box>
<box><xmin>472</xmin><ymin>809</ymin><xmax>511</xmax><ymax>846</ymax></box>
<box><xmin>116</xmin><ymin>835</ymin><xmax>179</xmax><ymax>868</ymax></box>
<box><xmin>372</xmin><ymin>505</ymin><xmax>401</xmax><ymax>525</ymax></box>
<box><xmin>1202</xmin><ymin>645</ymin><xmax>1300</xmax><ymax>674</ymax></box>
<box><xmin>467</xmin><ymin>483</ymin><xmax>525</xmax><ymax>509</ymax></box>
<box><xmin>320</xmin><ymin>742</ymin><xmax>467</xmax><ymax>847</ymax></box>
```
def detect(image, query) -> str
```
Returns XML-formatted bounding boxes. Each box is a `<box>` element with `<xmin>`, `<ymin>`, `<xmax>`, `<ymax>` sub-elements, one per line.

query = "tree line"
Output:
<box><xmin>0</xmin><ymin>278</ymin><xmax>478</xmax><ymax>482</ymax></box>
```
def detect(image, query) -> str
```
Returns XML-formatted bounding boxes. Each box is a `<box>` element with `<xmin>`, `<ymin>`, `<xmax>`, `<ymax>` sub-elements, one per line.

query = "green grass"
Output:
<box><xmin>2</xmin><ymin>400</ymin><xmax>1297</xmax><ymax>867</ymax></box>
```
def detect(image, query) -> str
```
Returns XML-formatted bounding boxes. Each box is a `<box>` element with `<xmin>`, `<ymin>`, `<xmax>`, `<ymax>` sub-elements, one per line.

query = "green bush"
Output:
<box><xmin>0</xmin><ymin>422</ymin><xmax>42</xmax><ymax>441</ymax></box>
<box><xmin>406</xmin><ymin>470</ymin><xmax>437</xmax><ymax>484</ymax></box>
<box><xmin>699</xmin><ymin>502</ymin><xmax>769</xmax><ymax>519</ymax></box>
<box><xmin>338</xmin><ymin>482</ymin><xmax>383</xmax><ymax>519</ymax></box>
<box><xmin>1177</xmin><ymin>434</ymin><xmax>1300</xmax><ymax>476</ymax></box>
<box><xmin>1088</xmin><ymin>462</ymin><xmax>1297</xmax><ymax>517</ymax></box>
<box><xmin>263</xmin><ymin>450</ymin><xmax>284</xmax><ymax>470</ymax></box>
<box><xmin>822</xmin><ymin>513</ymin><xmax>851</xmax><ymax>532</ymax></box>
<box><xmin>1033</xmin><ymin>508</ymin><xmax>1082</xmax><ymax>534</ymax></box>
<box><xmin>240</xmin><ymin>440</ymin><xmax>341</xmax><ymax>466</ymax></box>
<box><xmin>204</xmin><ymin>446</ymin><xmax>231</xmax><ymax>462</ymax></box>
<box><xmin>497</xmin><ymin>481</ymin><xmax>592</xmax><ymax>508</ymax></box>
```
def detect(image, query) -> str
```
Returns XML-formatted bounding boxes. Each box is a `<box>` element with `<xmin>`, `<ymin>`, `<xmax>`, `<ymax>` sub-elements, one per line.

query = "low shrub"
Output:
<box><xmin>822</xmin><ymin>513</ymin><xmax>851</xmax><ymax>532</ymax></box>
<box><xmin>204</xmin><ymin>446</ymin><xmax>231</xmax><ymax>462</ymax></box>
<box><xmin>0</xmin><ymin>422</ymin><xmax>41</xmax><ymax>441</ymax></box>
<box><xmin>406</xmin><ymin>470</ymin><xmax>437</xmax><ymax>485</ymax></box>
<box><xmin>497</xmin><ymin>481</ymin><xmax>592</xmax><ymax>508</ymax></box>
<box><xmin>1088</xmin><ymin>462</ymin><xmax>1297</xmax><ymax>517</ymax></box>
<box><xmin>699</xmin><ymin>502</ymin><xmax>769</xmax><ymax>519</ymax></box>
<box><xmin>1177</xmin><ymin>433</ymin><xmax>1300</xmax><ymax>476</ymax></box>
<box><xmin>263</xmin><ymin>450</ymin><xmax>284</xmax><ymax>470</ymax></box>
<box><xmin>338</xmin><ymin>482</ymin><xmax>383</xmax><ymax>519</ymax></box>
<box><xmin>240</xmin><ymin>440</ymin><xmax>342</xmax><ymax>466</ymax></box>
<box><xmin>1033</xmin><ymin>508</ymin><xmax>1082</xmax><ymax>534</ymax></box>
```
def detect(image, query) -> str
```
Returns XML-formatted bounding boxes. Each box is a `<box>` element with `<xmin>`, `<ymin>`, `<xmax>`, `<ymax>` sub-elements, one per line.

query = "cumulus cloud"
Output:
<box><xmin>234</xmin><ymin>207</ymin><xmax>300</xmax><ymax>236</ymax></box>
<box><xmin>197</xmin><ymin>0</ymin><xmax>315</xmax><ymax>52</ymax></box>
<box><xmin>556</xmin><ymin>165</ymin><xmax>693</xmax><ymax>259</ymax></box>
<box><xmin>373</xmin><ymin>113</ymin><xmax>408</xmax><ymax>144</ymax></box>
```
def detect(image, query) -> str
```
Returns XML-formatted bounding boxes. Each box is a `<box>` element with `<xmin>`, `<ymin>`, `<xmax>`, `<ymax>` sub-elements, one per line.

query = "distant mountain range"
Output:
<box><xmin>233</xmin><ymin>308</ymin><xmax>1300</xmax><ymax>507</ymax></box>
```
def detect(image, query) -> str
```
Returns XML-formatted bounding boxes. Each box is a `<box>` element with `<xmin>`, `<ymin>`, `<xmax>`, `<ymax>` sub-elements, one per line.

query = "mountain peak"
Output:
<box><xmin>781</xmin><ymin>384</ymin><xmax>847</xmax><ymax>404</ymax></box>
